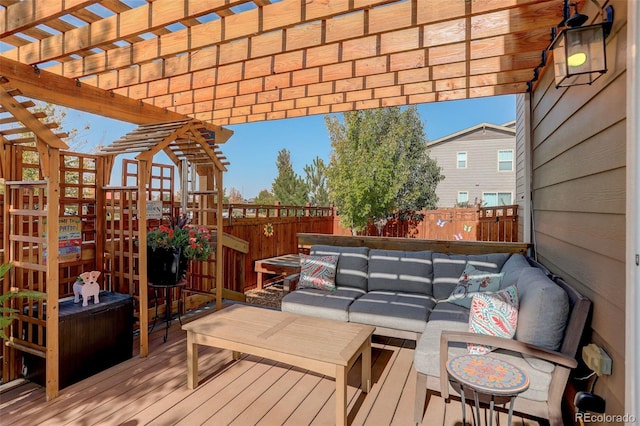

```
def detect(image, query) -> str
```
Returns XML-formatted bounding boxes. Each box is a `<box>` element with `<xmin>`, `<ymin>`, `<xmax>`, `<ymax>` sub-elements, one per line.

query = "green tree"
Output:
<box><xmin>253</xmin><ymin>189</ymin><xmax>277</xmax><ymax>205</ymax></box>
<box><xmin>325</xmin><ymin>107</ymin><xmax>442</xmax><ymax>232</ymax></box>
<box><xmin>304</xmin><ymin>156</ymin><xmax>330</xmax><ymax>206</ymax></box>
<box><xmin>272</xmin><ymin>149</ymin><xmax>308</xmax><ymax>206</ymax></box>
<box><xmin>228</xmin><ymin>187</ymin><xmax>244</xmax><ymax>204</ymax></box>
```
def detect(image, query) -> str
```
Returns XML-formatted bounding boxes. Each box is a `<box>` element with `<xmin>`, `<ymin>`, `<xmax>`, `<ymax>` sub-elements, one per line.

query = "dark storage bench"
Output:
<box><xmin>24</xmin><ymin>291</ymin><xmax>133</xmax><ymax>389</ymax></box>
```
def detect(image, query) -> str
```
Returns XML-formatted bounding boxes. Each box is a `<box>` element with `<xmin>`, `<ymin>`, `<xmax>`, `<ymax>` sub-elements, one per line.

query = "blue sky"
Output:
<box><xmin>66</xmin><ymin>95</ymin><xmax>516</xmax><ymax>199</ymax></box>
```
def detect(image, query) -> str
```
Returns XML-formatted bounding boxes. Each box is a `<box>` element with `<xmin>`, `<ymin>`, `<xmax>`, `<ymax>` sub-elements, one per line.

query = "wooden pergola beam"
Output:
<box><xmin>127</xmin><ymin>53</ymin><xmax>538</xmax><ymax>110</ymax></box>
<box><xmin>0</xmin><ymin>0</ymin><xmax>96</xmax><ymax>37</ymax></box>
<box><xmin>7</xmin><ymin>0</ymin><xmax>400</xmax><ymax>68</ymax></box>
<box><xmin>0</xmin><ymin>57</ymin><xmax>233</xmax><ymax>143</ymax></box>
<box><xmin>0</xmin><ymin>87</ymin><xmax>68</xmax><ymax>150</ymax></box>
<box><xmin>40</xmin><ymin>0</ymin><xmax>557</xmax><ymax>82</ymax></box>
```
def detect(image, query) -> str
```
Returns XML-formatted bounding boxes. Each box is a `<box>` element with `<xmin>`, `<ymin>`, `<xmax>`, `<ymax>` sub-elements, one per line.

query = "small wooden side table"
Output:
<box><xmin>446</xmin><ymin>354</ymin><xmax>529</xmax><ymax>426</ymax></box>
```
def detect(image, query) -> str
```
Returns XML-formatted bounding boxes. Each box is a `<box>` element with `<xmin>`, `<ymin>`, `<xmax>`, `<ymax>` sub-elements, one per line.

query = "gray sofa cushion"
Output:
<box><xmin>432</xmin><ymin>253</ymin><xmax>510</xmax><ymax>300</ymax></box>
<box><xmin>428</xmin><ymin>301</ymin><xmax>470</xmax><ymax>324</ymax></box>
<box><xmin>500</xmin><ymin>254</ymin><xmax>533</xmax><ymax>288</ymax></box>
<box><xmin>310</xmin><ymin>245</ymin><xmax>369</xmax><ymax>291</ymax></box>
<box><xmin>281</xmin><ymin>287</ymin><xmax>365</xmax><ymax>322</ymax></box>
<box><xmin>515</xmin><ymin>268</ymin><xmax>570</xmax><ymax>351</ymax></box>
<box><xmin>368</xmin><ymin>249</ymin><xmax>433</xmax><ymax>294</ymax></box>
<box><xmin>348</xmin><ymin>291</ymin><xmax>436</xmax><ymax>333</ymax></box>
<box><xmin>414</xmin><ymin>319</ymin><xmax>553</xmax><ymax>402</ymax></box>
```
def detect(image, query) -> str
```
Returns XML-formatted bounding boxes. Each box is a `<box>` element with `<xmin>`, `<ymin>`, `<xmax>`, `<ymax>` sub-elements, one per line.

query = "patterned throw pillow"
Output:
<box><xmin>297</xmin><ymin>254</ymin><xmax>338</xmax><ymax>291</ymax></box>
<box><xmin>467</xmin><ymin>285</ymin><xmax>519</xmax><ymax>354</ymax></box>
<box><xmin>447</xmin><ymin>263</ymin><xmax>503</xmax><ymax>308</ymax></box>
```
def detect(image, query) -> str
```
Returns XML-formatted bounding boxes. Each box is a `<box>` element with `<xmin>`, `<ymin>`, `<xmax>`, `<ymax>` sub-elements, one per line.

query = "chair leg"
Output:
<box><xmin>414</xmin><ymin>372</ymin><xmax>428</xmax><ymax>424</ymax></box>
<box><xmin>548</xmin><ymin>404</ymin><xmax>563</xmax><ymax>426</ymax></box>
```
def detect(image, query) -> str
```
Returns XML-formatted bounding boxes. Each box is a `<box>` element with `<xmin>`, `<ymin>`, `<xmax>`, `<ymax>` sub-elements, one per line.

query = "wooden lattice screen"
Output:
<box><xmin>4</xmin><ymin>180</ymin><xmax>47</xmax><ymax>359</ymax></box>
<box><xmin>103</xmin><ymin>160</ymin><xmax>175</xmax><ymax>324</ymax></box>
<box><xmin>2</xmin><ymin>147</ymin><xmax>99</xmax><ymax>381</ymax></box>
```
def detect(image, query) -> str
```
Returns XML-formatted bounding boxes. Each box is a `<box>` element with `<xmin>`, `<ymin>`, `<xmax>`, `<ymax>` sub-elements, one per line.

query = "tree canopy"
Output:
<box><xmin>271</xmin><ymin>148</ymin><xmax>308</xmax><ymax>206</ymax></box>
<box><xmin>304</xmin><ymin>156</ymin><xmax>330</xmax><ymax>206</ymax></box>
<box><xmin>325</xmin><ymin>106</ymin><xmax>442</xmax><ymax>232</ymax></box>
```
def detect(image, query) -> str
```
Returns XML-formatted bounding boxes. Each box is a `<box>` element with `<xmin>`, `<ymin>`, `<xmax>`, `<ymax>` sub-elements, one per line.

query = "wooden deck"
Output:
<box><xmin>1</xmin><ymin>304</ymin><xmax>542</xmax><ymax>426</ymax></box>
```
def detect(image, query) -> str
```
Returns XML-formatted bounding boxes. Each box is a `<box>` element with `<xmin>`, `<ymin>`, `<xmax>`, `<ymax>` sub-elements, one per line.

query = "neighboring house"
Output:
<box><xmin>427</xmin><ymin>121</ymin><xmax>516</xmax><ymax>208</ymax></box>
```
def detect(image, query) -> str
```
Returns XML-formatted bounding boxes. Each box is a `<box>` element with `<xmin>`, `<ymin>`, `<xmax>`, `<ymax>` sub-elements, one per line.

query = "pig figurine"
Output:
<box><xmin>73</xmin><ymin>271</ymin><xmax>101</xmax><ymax>307</ymax></box>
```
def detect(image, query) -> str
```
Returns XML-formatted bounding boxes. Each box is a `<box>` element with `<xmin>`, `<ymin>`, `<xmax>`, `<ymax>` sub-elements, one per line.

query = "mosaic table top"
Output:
<box><xmin>446</xmin><ymin>354</ymin><xmax>530</xmax><ymax>396</ymax></box>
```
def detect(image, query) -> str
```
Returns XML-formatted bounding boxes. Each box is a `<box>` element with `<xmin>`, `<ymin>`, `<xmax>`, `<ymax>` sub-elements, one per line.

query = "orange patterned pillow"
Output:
<box><xmin>467</xmin><ymin>285</ymin><xmax>519</xmax><ymax>354</ymax></box>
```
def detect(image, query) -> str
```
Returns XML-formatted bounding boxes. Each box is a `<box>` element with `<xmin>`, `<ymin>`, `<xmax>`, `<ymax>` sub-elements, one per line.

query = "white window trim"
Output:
<box><xmin>457</xmin><ymin>191</ymin><xmax>469</xmax><ymax>203</ymax></box>
<box><xmin>457</xmin><ymin>151</ymin><xmax>467</xmax><ymax>169</ymax></box>
<box><xmin>482</xmin><ymin>191</ymin><xmax>514</xmax><ymax>206</ymax></box>
<box><xmin>498</xmin><ymin>149</ymin><xmax>514</xmax><ymax>172</ymax></box>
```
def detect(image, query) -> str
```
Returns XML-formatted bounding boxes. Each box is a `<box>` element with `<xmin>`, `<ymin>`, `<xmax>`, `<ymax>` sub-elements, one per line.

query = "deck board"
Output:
<box><xmin>1</xmin><ymin>305</ymin><xmax>543</xmax><ymax>426</ymax></box>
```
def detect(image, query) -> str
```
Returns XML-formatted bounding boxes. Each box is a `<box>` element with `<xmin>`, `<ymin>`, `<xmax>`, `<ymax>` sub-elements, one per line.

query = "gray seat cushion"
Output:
<box><xmin>428</xmin><ymin>301</ymin><xmax>470</xmax><ymax>324</ymax></box>
<box><xmin>368</xmin><ymin>249</ymin><xmax>433</xmax><ymax>294</ymax></box>
<box><xmin>281</xmin><ymin>287</ymin><xmax>365</xmax><ymax>322</ymax></box>
<box><xmin>348</xmin><ymin>291</ymin><xmax>436</xmax><ymax>333</ymax></box>
<box><xmin>432</xmin><ymin>253</ymin><xmax>510</xmax><ymax>300</ymax></box>
<box><xmin>414</xmin><ymin>320</ymin><xmax>553</xmax><ymax>402</ymax></box>
<box><xmin>515</xmin><ymin>268</ymin><xmax>570</xmax><ymax>351</ymax></box>
<box><xmin>310</xmin><ymin>245</ymin><xmax>369</xmax><ymax>291</ymax></box>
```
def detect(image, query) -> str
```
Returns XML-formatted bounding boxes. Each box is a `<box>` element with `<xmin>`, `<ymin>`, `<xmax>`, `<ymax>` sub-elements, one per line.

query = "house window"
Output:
<box><xmin>457</xmin><ymin>191</ymin><xmax>469</xmax><ymax>204</ymax></box>
<box><xmin>483</xmin><ymin>192</ymin><xmax>513</xmax><ymax>206</ymax></box>
<box><xmin>498</xmin><ymin>150</ymin><xmax>513</xmax><ymax>171</ymax></box>
<box><xmin>457</xmin><ymin>152</ymin><xmax>467</xmax><ymax>169</ymax></box>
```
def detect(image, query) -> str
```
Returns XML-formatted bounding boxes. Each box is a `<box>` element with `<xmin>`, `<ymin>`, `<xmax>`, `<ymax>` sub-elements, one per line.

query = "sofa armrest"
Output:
<box><xmin>283</xmin><ymin>273</ymin><xmax>300</xmax><ymax>294</ymax></box>
<box><xmin>439</xmin><ymin>330</ymin><xmax>578</xmax><ymax>399</ymax></box>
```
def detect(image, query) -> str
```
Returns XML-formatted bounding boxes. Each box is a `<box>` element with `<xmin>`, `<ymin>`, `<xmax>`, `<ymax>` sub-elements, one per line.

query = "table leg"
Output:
<box><xmin>257</xmin><ymin>271</ymin><xmax>264</xmax><ymax>289</ymax></box>
<box><xmin>473</xmin><ymin>390</ymin><xmax>481</xmax><ymax>426</ymax></box>
<box><xmin>460</xmin><ymin>383</ymin><xmax>466</xmax><ymax>426</ymax></box>
<box><xmin>336</xmin><ymin>365</ymin><xmax>347</xmax><ymax>426</ymax></box>
<box><xmin>186</xmin><ymin>331</ymin><xmax>198</xmax><ymax>389</ymax></box>
<box><xmin>163</xmin><ymin>286</ymin><xmax>171</xmax><ymax>342</ymax></box>
<box><xmin>489</xmin><ymin>395</ymin><xmax>495</xmax><ymax>426</ymax></box>
<box><xmin>361</xmin><ymin>340</ymin><xmax>371</xmax><ymax>393</ymax></box>
<box><xmin>507</xmin><ymin>396</ymin><xmax>516</xmax><ymax>426</ymax></box>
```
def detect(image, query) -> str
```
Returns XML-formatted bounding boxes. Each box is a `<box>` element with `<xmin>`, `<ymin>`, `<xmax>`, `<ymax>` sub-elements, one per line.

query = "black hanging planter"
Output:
<box><xmin>147</xmin><ymin>247</ymin><xmax>188</xmax><ymax>285</ymax></box>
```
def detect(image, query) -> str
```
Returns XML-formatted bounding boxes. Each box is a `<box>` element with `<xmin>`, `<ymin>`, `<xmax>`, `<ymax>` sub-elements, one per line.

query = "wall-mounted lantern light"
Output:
<box><xmin>550</xmin><ymin>4</ymin><xmax>614</xmax><ymax>88</ymax></box>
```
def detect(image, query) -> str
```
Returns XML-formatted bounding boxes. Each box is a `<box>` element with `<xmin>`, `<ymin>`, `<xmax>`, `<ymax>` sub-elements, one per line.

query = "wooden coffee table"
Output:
<box><xmin>183</xmin><ymin>304</ymin><xmax>375</xmax><ymax>426</ymax></box>
<box><xmin>254</xmin><ymin>253</ymin><xmax>301</xmax><ymax>289</ymax></box>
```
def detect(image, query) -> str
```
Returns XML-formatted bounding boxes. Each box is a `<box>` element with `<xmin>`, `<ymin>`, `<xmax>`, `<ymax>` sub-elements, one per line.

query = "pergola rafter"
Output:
<box><xmin>1</xmin><ymin>0</ymin><xmax>581</xmax><ymax>125</ymax></box>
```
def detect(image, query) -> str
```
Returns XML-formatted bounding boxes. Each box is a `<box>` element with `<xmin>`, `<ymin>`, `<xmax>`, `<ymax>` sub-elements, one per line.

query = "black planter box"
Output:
<box><xmin>23</xmin><ymin>291</ymin><xmax>133</xmax><ymax>389</ymax></box>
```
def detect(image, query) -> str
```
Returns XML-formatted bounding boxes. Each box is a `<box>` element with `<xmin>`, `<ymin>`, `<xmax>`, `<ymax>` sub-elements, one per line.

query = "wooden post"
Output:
<box><xmin>137</xmin><ymin>160</ymin><xmax>149</xmax><ymax>357</ymax></box>
<box><xmin>215</xmin><ymin>168</ymin><xmax>223</xmax><ymax>311</ymax></box>
<box><xmin>45</xmin><ymin>146</ymin><xmax>60</xmax><ymax>401</ymax></box>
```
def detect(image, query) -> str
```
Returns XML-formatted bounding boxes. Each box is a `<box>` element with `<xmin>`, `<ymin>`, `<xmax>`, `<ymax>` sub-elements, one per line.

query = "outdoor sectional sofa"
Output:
<box><xmin>281</xmin><ymin>241</ymin><xmax>591</xmax><ymax>426</ymax></box>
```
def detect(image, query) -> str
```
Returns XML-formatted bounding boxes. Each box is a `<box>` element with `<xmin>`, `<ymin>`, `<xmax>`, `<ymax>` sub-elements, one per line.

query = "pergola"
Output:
<box><xmin>0</xmin><ymin>0</ymin><xmax>572</xmax><ymax>126</ymax></box>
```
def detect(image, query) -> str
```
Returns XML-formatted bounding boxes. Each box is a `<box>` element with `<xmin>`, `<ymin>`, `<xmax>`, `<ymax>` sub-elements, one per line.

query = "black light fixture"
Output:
<box><xmin>549</xmin><ymin>3</ymin><xmax>614</xmax><ymax>88</ymax></box>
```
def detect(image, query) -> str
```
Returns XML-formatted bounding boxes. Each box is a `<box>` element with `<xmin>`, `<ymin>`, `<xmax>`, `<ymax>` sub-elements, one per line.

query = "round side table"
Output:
<box><xmin>445</xmin><ymin>354</ymin><xmax>529</xmax><ymax>426</ymax></box>
<box><xmin>149</xmin><ymin>279</ymin><xmax>187</xmax><ymax>342</ymax></box>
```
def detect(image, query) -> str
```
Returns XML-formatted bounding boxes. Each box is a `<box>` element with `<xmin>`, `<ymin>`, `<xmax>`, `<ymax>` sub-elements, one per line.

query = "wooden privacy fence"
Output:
<box><xmin>332</xmin><ymin>205</ymin><xmax>519</xmax><ymax>243</ymax></box>
<box><xmin>216</xmin><ymin>203</ymin><xmax>334</xmax><ymax>288</ymax></box>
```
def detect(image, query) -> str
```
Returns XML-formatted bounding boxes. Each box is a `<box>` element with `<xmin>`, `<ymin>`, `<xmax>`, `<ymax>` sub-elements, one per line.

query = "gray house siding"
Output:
<box><xmin>428</xmin><ymin>125</ymin><xmax>516</xmax><ymax>208</ymax></box>
<box><xmin>530</xmin><ymin>0</ymin><xmax>627</xmax><ymax>414</ymax></box>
